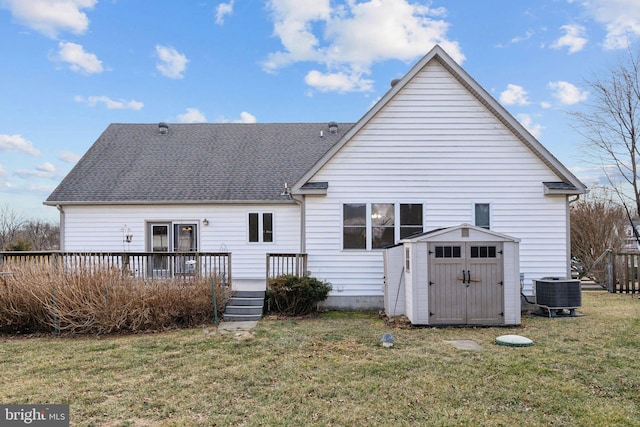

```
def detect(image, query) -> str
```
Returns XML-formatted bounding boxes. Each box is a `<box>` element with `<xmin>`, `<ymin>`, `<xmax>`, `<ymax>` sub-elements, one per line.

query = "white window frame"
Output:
<box><xmin>341</xmin><ymin>202</ymin><xmax>425</xmax><ymax>251</ymax></box>
<box><xmin>247</xmin><ymin>212</ymin><xmax>274</xmax><ymax>244</ymax></box>
<box><xmin>473</xmin><ymin>202</ymin><xmax>492</xmax><ymax>230</ymax></box>
<box><xmin>146</xmin><ymin>221</ymin><xmax>200</xmax><ymax>252</ymax></box>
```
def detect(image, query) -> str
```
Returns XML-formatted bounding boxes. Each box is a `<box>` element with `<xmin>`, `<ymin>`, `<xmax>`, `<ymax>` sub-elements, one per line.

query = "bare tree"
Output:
<box><xmin>570</xmin><ymin>187</ymin><xmax>627</xmax><ymax>281</ymax></box>
<box><xmin>21</xmin><ymin>219</ymin><xmax>60</xmax><ymax>250</ymax></box>
<box><xmin>571</xmin><ymin>46</ymin><xmax>640</xmax><ymax>222</ymax></box>
<box><xmin>0</xmin><ymin>204</ymin><xmax>25</xmax><ymax>250</ymax></box>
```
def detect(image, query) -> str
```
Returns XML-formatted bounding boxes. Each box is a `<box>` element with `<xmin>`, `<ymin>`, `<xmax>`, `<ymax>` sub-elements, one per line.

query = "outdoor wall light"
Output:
<box><xmin>125</xmin><ymin>234</ymin><xmax>133</xmax><ymax>243</ymax></box>
<box><xmin>203</xmin><ymin>218</ymin><xmax>209</xmax><ymax>226</ymax></box>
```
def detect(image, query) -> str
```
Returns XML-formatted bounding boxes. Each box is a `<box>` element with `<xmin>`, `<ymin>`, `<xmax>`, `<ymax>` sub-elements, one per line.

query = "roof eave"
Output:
<box><xmin>293</xmin><ymin>189</ymin><xmax>328</xmax><ymax>195</ymax></box>
<box><xmin>543</xmin><ymin>188</ymin><xmax>583</xmax><ymax>196</ymax></box>
<box><xmin>43</xmin><ymin>199</ymin><xmax>298</xmax><ymax>207</ymax></box>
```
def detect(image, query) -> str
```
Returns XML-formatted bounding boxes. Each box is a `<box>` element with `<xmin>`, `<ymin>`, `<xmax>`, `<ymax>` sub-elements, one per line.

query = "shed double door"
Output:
<box><xmin>428</xmin><ymin>242</ymin><xmax>504</xmax><ymax>325</ymax></box>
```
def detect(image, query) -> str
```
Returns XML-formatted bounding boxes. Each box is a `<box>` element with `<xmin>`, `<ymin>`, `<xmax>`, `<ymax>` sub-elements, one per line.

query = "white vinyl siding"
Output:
<box><xmin>61</xmin><ymin>203</ymin><xmax>300</xmax><ymax>281</ymax></box>
<box><xmin>304</xmin><ymin>60</ymin><xmax>569</xmax><ymax>298</ymax></box>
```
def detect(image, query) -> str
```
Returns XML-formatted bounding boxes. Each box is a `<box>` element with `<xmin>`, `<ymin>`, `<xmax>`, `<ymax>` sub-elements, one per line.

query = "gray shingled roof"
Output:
<box><xmin>46</xmin><ymin>122</ymin><xmax>354</xmax><ymax>204</ymax></box>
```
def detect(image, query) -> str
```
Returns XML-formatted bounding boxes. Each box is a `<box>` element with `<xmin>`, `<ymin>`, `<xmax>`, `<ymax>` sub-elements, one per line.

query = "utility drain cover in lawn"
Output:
<box><xmin>496</xmin><ymin>335</ymin><xmax>533</xmax><ymax>347</ymax></box>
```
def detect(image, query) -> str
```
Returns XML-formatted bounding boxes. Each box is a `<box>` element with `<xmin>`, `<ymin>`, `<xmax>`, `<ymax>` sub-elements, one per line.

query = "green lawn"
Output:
<box><xmin>1</xmin><ymin>292</ymin><xmax>639</xmax><ymax>426</ymax></box>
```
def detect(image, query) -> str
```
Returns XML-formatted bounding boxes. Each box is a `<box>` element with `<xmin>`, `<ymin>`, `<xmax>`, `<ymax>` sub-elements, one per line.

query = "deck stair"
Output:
<box><xmin>223</xmin><ymin>290</ymin><xmax>265</xmax><ymax>321</ymax></box>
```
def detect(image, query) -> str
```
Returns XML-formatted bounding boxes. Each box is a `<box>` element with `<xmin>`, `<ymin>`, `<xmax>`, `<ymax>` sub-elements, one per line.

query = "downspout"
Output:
<box><xmin>290</xmin><ymin>194</ymin><xmax>306</xmax><ymax>253</ymax></box>
<box><xmin>56</xmin><ymin>205</ymin><xmax>65</xmax><ymax>251</ymax></box>
<box><xmin>567</xmin><ymin>195</ymin><xmax>580</xmax><ymax>278</ymax></box>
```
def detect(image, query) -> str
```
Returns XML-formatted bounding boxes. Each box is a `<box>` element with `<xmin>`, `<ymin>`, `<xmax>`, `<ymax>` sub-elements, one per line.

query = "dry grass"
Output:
<box><xmin>0</xmin><ymin>291</ymin><xmax>639</xmax><ymax>426</ymax></box>
<box><xmin>0</xmin><ymin>263</ymin><xmax>231</xmax><ymax>334</ymax></box>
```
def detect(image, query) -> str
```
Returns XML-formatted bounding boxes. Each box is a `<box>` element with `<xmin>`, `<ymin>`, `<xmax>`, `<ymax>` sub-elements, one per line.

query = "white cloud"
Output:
<box><xmin>499</xmin><ymin>84</ymin><xmax>530</xmax><ymax>106</ymax></box>
<box><xmin>217</xmin><ymin>112</ymin><xmax>257</xmax><ymax>123</ymax></box>
<box><xmin>0</xmin><ymin>134</ymin><xmax>40</xmax><ymax>156</ymax></box>
<box><xmin>15</xmin><ymin>162</ymin><xmax>57</xmax><ymax>179</ymax></box>
<box><xmin>540</xmin><ymin>101</ymin><xmax>552</xmax><ymax>109</ymax></box>
<box><xmin>578</xmin><ymin>0</ymin><xmax>640</xmax><ymax>49</ymax></box>
<box><xmin>177</xmin><ymin>108</ymin><xmax>207</xmax><ymax>123</ymax></box>
<box><xmin>54</xmin><ymin>41</ymin><xmax>103</xmax><ymax>74</ymax></box>
<box><xmin>304</xmin><ymin>69</ymin><xmax>374</xmax><ymax>93</ymax></box>
<box><xmin>155</xmin><ymin>45</ymin><xmax>189</xmax><ymax>79</ymax></box>
<box><xmin>511</xmin><ymin>30</ymin><xmax>534</xmax><ymax>44</ymax></box>
<box><xmin>215</xmin><ymin>0</ymin><xmax>235</xmax><ymax>25</ymax></box>
<box><xmin>548</xmin><ymin>81</ymin><xmax>589</xmax><ymax>105</ymax></box>
<box><xmin>234</xmin><ymin>112</ymin><xmax>257</xmax><ymax>123</ymax></box>
<box><xmin>75</xmin><ymin>95</ymin><xmax>144</xmax><ymax>110</ymax></box>
<box><xmin>0</xmin><ymin>0</ymin><xmax>96</xmax><ymax>38</ymax></box>
<box><xmin>517</xmin><ymin>113</ymin><xmax>543</xmax><ymax>139</ymax></box>
<box><xmin>0</xmin><ymin>164</ymin><xmax>6</xmax><ymax>176</ymax></box>
<box><xmin>551</xmin><ymin>24</ymin><xmax>588</xmax><ymax>54</ymax></box>
<box><xmin>58</xmin><ymin>151</ymin><xmax>81</xmax><ymax>163</ymax></box>
<box><xmin>263</xmin><ymin>0</ymin><xmax>463</xmax><ymax>93</ymax></box>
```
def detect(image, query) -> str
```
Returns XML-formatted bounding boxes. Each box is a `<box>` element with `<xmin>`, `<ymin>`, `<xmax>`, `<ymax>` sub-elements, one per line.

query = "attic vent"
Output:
<box><xmin>390</xmin><ymin>78</ymin><xmax>401</xmax><ymax>87</ymax></box>
<box><xmin>328</xmin><ymin>121</ymin><xmax>338</xmax><ymax>134</ymax></box>
<box><xmin>158</xmin><ymin>122</ymin><xmax>169</xmax><ymax>135</ymax></box>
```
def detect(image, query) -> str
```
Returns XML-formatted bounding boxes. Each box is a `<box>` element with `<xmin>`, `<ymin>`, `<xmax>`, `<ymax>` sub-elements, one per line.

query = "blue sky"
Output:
<box><xmin>1</xmin><ymin>0</ymin><xmax>639</xmax><ymax>221</ymax></box>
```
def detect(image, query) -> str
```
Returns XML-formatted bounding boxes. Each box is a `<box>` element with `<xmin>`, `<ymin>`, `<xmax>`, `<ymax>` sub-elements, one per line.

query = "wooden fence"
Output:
<box><xmin>607</xmin><ymin>252</ymin><xmax>640</xmax><ymax>295</ymax></box>
<box><xmin>0</xmin><ymin>251</ymin><xmax>231</xmax><ymax>283</ymax></box>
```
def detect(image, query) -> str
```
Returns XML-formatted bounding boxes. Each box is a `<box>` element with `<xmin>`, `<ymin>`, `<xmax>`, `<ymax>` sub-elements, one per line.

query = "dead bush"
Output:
<box><xmin>0</xmin><ymin>263</ymin><xmax>232</xmax><ymax>335</ymax></box>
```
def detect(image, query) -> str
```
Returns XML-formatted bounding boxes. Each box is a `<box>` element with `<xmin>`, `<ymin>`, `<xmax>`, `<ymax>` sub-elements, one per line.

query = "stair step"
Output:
<box><xmin>228</xmin><ymin>297</ymin><xmax>264</xmax><ymax>306</ymax></box>
<box><xmin>223</xmin><ymin>313</ymin><xmax>262</xmax><ymax>322</ymax></box>
<box><xmin>233</xmin><ymin>291</ymin><xmax>265</xmax><ymax>298</ymax></box>
<box><xmin>225</xmin><ymin>306</ymin><xmax>263</xmax><ymax>315</ymax></box>
<box><xmin>223</xmin><ymin>291</ymin><xmax>266</xmax><ymax>321</ymax></box>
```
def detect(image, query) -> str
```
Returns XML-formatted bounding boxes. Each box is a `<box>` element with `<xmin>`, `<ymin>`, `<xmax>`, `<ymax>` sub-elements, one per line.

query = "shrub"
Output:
<box><xmin>0</xmin><ymin>262</ymin><xmax>232</xmax><ymax>335</ymax></box>
<box><xmin>266</xmin><ymin>274</ymin><xmax>331</xmax><ymax>316</ymax></box>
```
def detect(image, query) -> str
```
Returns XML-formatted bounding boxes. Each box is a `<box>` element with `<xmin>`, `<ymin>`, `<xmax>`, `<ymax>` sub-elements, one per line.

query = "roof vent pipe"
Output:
<box><xmin>328</xmin><ymin>121</ymin><xmax>338</xmax><ymax>134</ymax></box>
<box><xmin>158</xmin><ymin>122</ymin><xmax>169</xmax><ymax>135</ymax></box>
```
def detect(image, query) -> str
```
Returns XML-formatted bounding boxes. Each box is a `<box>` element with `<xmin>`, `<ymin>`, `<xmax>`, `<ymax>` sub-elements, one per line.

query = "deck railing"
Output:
<box><xmin>0</xmin><ymin>251</ymin><xmax>231</xmax><ymax>283</ymax></box>
<box><xmin>266</xmin><ymin>253</ymin><xmax>308</xmax><ymax>280</ymax></box>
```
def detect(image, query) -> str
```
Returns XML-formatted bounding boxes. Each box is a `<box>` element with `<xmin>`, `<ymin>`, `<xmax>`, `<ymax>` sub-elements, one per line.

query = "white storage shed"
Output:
<box><xmin>384</xmin><ymin>224</ymin><xmax>521</xmax><ymax>326</ymax></box>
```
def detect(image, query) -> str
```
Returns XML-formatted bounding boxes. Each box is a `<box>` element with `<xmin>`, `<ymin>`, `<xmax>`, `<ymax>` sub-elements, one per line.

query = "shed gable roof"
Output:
<box><xmin>46</xmin><ymin>122</ymin><xmax>353</xmax><ymax>204</ymax></box>
<box><xmin>291</xmin><ymin>45</ymin><xmax>586</xmax><ymax>195</ymax></box>
<box><xmin>402</xmin><ymin>223</ymin><xmax>521</xmax><ymax>243</ymax></box>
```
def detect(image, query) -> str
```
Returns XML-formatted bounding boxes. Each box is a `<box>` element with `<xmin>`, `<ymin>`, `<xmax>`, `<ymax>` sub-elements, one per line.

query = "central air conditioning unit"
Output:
<box><xmin>534</xmin><ymin>278</ymin><xmax>582</xmax><ymax>317</ymax></box>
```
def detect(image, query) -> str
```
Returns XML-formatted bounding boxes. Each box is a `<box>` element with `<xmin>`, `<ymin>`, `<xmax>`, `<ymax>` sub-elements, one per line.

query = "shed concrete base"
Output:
<box><xmin>319</xmin><ymin>295</ymin><xmax>384</xmax><ymax>311</ymax></box>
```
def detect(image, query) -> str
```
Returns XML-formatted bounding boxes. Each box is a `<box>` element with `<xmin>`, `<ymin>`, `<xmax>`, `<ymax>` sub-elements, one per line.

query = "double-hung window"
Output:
<box><xmin>400</xmin><ymin>203</ymin><xmax>423</xmax><ymax>238</ymax></box>
<box><xmin>343</xmin><ymin>204</ymin><xmax>366</xmax><ymax>249</ymax></box>
<box><xmin>343</xmin><ymin>203</ymin><xmax>424</xmax><ymax>250</ymax></box>
<box><xmin>249</xmin><ymin>212</ymin><xmax>273</xmax><ymax>243</ymax></box>
<box><xmin>372</xmin><ymin>203</ymin><xmax>395</xmax><ymax>249</ymax></box>
<box><xmin>474</xmin><ymin>203</ymin><xmax>491</xmax><ymax>229</ymax></box>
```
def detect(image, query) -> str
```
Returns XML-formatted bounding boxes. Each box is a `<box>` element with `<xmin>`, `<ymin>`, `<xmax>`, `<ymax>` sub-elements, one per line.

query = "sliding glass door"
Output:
<box><xmin>147</xmin><ymin>222</ymin><xmax>198</xmax><ymax>277</ymax></box>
